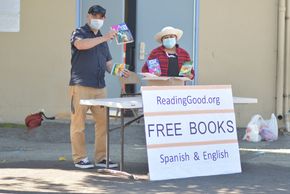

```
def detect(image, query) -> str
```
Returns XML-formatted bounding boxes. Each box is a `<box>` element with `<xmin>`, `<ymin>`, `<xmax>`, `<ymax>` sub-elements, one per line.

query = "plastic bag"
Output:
<box><xmin>260</xmin><ymin>114</ymin><xmax>278</xmax><ymax>141</ymax></box>
<box><xmin>243</xmin><ymin>114</ymin><xmax>278</xmax><ymax>142</ymax></box>
<box><xmin>243</xmin><ymin>114</ymin><xmax>263</xmax><ymax>142</ymax></box>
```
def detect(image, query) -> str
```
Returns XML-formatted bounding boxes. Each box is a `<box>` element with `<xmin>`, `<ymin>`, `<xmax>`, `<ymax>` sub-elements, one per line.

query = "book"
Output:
<box><xmin>179</xmin><ymin>61</ymin><xmax>193</xmax><ymax>76</ymax></box>
<box><xmin>111</xmin><ymin>63</ymin><xmax>129</xmax><ymax>76</ymax></box>
<box><xmin>111</xmin><ymin>23</ymin><xmax>134</xmax><ymax>45</ymax></box>
<box><xmin>147</xmin><ymin>58</ymin><xmax>161</xmax><ymax>75</ymax></box>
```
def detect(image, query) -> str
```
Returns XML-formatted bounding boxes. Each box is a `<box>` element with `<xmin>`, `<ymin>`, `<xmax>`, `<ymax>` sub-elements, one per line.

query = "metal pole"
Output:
<box><xmin>120</xmin><ymin>109</ymin><xmax>125</xmax><ymax>171</ymax></box>
<box><xmin>285</xmin><ymin>0</ymin><xmax>290</xmax><ymax>131</ymax></box>
<box><xmin>106</xmin><ymin>107</ymin><xmax>110</xmax><ymax>169</ymax></box>
<box><xmin>276</xmin><ymin>0</ymin><xmax>286</xmax><ymax>120</ymax></box>
<box><xmin>76</xmin><ymin>0</ymin><xmax>81</xmax><ymax>27</ymax></box>
<box><xmin>193</xmin><ymin>0</ymin><xmax>200</xmax><ymax>85</ymax></box>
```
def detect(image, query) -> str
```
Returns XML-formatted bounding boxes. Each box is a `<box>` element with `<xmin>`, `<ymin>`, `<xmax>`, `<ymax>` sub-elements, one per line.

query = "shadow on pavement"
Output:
<box><xmin>0</xmin><ymin>162</ymin><xmax>290</xmax><ymax>194</ymax></box>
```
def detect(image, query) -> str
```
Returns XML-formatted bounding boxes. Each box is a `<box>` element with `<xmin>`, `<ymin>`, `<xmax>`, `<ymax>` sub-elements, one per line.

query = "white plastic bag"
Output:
<box><xmin>260</xmin><ymin>113</ymin><xmax>278</xmax><ymax>141</ymax></box>
<box><xmin>243</xmin><ymin>114</ymin><xmax>278</xmax><ymax>142</ymax></box>
<box><xmin>243</xmin><ymin>114</ymin><xmax>263</xmax><ymax>142</ymax></box>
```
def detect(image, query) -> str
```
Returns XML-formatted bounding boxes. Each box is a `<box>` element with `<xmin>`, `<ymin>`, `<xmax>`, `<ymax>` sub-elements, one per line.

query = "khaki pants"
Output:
<box><xmin>69</xmin><ymin>85</ymin><xmax>107</xmax><ymax>163</ymax></box>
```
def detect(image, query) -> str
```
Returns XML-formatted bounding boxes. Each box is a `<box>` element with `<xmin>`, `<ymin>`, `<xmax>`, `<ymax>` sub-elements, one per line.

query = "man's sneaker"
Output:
<box><xmin>95</xmin><ymin>159</ymin><xmax>118</xmax><ymax>168</ymax></box>
<box><xmin>74</xmin><ymin>157</ymin><xmax>94</xmax><ymax>169</ymax></box>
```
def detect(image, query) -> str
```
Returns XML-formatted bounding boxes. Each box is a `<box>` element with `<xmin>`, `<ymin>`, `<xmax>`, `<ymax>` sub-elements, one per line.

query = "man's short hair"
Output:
<box><xmin>88</xmin><ymin>5</ymin><xmax>106</xmax><ymax>17</ymax></box>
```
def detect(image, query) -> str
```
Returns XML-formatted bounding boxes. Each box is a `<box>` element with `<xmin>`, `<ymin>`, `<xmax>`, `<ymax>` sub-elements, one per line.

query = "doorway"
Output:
<box><xmin>78</xmin><ymin>0</ymin><xmax>199</xmax><ymax>97</ymax></box>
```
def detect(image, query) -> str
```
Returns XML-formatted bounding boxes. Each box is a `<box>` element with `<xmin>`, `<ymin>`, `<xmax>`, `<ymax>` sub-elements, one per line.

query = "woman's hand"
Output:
<box><xmin>153</xmin><ymin>72</ymin><xmax>161</xmax><ymax>76</ymax></box>
<box><xmin>185</xmin><ymin>73</ymin><xmax>194</xmax><ymax>80</ymax></box>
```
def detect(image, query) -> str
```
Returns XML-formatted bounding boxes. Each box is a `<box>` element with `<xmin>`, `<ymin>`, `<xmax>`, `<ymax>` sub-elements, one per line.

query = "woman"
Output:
<box><xmin>142</xmin><ymin>26</ymin><xmax>194</xmax><ymax>79</ymax></box>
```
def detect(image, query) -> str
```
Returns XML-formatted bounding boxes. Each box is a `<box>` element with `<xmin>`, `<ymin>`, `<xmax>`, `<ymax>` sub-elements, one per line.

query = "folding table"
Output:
<box><xmin>80</xmin><ymin>96</ymin><xmax>143</xmax><ymax>172</ymax></box>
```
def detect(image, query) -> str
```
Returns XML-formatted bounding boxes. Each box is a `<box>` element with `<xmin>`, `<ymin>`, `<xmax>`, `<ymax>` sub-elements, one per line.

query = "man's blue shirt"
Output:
<box><xmin>70</xmin><ymin>24</ymin><xmax>112</xmax><ymax>88</ymax></box>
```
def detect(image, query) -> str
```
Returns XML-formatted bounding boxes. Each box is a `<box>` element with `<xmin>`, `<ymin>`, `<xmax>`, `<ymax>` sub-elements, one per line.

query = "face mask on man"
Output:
<box><xmin>162</xmin><ymin>37</ymin><xmax>176</xmax><ymax>49</ymax></box>
<box><xmin>90</xmin><ymin>19</ymin><xmax>104</xmax><ymax>30</ymax></box>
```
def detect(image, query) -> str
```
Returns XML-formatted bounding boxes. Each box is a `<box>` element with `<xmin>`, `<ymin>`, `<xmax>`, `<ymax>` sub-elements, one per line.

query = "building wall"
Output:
<box><xmin>199</xmin><ymin>0</ymin><xmax>278</xmax><ymax>126</ymax></box>
<box><xmin>0</xmin><ymin>0</ymin><xmax>75</xmax><ymax>122</ymax></box>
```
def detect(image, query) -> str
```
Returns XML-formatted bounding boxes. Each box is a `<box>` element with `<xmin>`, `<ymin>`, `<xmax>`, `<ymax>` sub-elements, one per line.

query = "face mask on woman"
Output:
<box><xmin>90</xmin><ymin>19</ymin><xmax>104</xmax><ymax>30</ymax></box>
<box><xmin>162</xmin><ymin>37</ymin><xmax>176</xmax><ymax>49</ymax></box>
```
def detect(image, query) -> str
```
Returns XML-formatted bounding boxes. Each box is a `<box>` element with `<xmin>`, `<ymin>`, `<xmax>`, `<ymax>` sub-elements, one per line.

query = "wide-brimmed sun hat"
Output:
<box><xmin>154</xmin><ymin>26</ymin><xmax>183</xmax><ymax>43</ymax></box>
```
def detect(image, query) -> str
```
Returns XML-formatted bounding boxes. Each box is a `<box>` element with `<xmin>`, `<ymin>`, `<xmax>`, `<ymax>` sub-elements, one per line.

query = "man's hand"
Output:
<box><xmin>121</xmin><ymin>69</ymin><xmax>130</xmax><ymax>78</ymax></box>
<box><xmin>103</xmin><ymin>30</ymin><xmax>117</xmax><ymax>41</ymax></box>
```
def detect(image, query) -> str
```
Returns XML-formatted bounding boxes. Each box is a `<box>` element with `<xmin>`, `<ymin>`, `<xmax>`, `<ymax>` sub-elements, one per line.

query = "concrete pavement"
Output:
<box><xmin>1</xmin><ymin>119</ymin><xmax>290</xmax><ymax>193</ymax></box>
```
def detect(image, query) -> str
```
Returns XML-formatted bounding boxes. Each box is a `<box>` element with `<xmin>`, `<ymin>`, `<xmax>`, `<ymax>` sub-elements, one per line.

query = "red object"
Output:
<box><xmin>25</xmin><ymin>112</ymin><xmax>55</xmax><ymax>130</ymax></box>
<box><xmin>121</xmin><ymin>44</ymin><xmax>127</xmax><ymax>93</ymax></box>
<box><xmin>25</xmin><ymin>112</ymin><xmax>43</xmax><ymax>130</ymax></box>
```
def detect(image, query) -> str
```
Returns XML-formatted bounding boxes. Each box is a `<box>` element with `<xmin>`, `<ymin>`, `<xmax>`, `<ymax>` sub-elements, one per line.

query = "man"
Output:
<box><xmin>69</xmin><ymin>5</ymin><xmax>129</xmax><ymax>169</ymax></box>
<box><xmin>142</xmin><ymin>26</ymin><xmax>194</xmax><ymax>79</ymax></box>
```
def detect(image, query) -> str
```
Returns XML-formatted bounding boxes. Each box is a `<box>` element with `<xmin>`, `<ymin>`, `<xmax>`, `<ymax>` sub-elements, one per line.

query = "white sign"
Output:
<box><xmin>141</xmin><ymin>85</ymin><xmax>241</xmax><ymax>181</ymax></box>
<box><xmin>0</xmin><ymin>0</ymin><xmax>20</xmax><ymax>32</ymax></box>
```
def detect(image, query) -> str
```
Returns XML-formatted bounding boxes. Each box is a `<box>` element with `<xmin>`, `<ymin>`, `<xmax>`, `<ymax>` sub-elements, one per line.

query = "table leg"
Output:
<box><xmin>96</xmin><ymin>106</ymin><xmax>137</xmax><ymax>180</ymax></box>
<box><xmin>106</xmin><ymin>107</ymin><xmax>110</xmax><ymax>169</ymax></box>
<box><xmin>120</xmin><ymin>109</ymin><xmax>125</xmax><ymax>171</ymax></box>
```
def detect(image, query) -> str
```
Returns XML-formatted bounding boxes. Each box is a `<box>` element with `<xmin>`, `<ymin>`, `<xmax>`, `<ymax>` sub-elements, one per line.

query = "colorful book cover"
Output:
<box><xmin>147</xmin><ymin>58</ymin><xmax>161</xmax><ymax>75</ymax></box>
<box><xmin>179</xmin><ymin>61</ymin><xmax>193</xmax><ymax>76</ymax></box>
<box><xmin>111</xmin><ymin>63</ymin><xmax>129</xmax><ymax>76</ymax></box>
<box><xmin>111</xmin><ymin>23</ymin><xmax>134</xmax><ymax>45</ymax></box>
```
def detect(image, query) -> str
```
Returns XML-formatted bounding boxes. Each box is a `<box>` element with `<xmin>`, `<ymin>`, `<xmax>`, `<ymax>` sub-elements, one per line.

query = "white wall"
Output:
<box><xmin>199</xmin><ymin>0</ymin><xmax>278</xmax><ymax>126</ymax></box>
<box><xmin>0</xmin><ymin>0</ymin><xmax>75</xmax><ymax>122</ymax></box>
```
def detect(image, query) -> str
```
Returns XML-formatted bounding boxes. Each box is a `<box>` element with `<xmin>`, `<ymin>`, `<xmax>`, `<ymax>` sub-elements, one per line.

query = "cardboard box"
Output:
<box><xmin>141</xmin><ymin>74</ymin><xmax>190</xmax><ymax>86</ymax></box>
